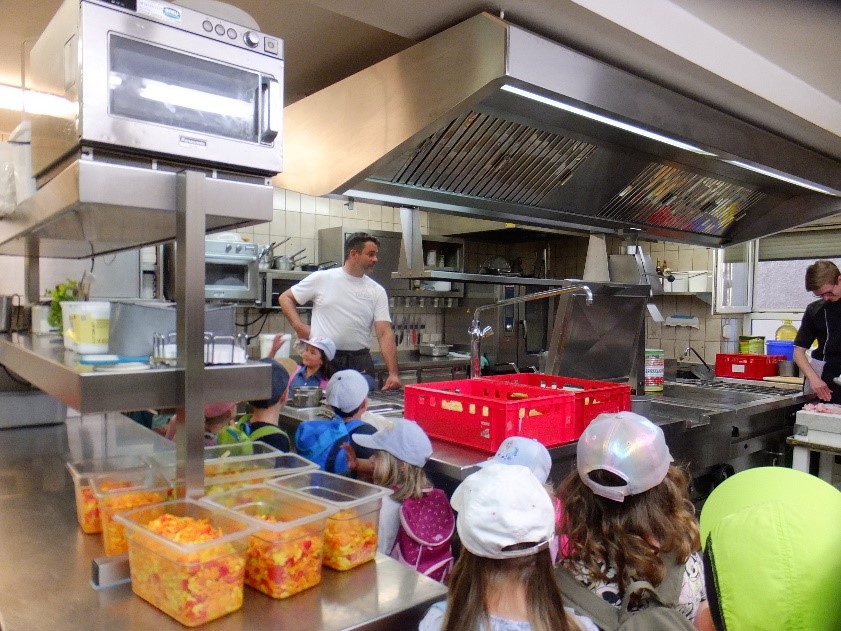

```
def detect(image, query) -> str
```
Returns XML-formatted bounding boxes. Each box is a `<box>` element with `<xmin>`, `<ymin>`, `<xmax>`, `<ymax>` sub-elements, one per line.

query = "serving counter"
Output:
<box><xmin>0</xmin><ymin>414</ymin><xmax>446</xmax><ymax>631</ymax></box>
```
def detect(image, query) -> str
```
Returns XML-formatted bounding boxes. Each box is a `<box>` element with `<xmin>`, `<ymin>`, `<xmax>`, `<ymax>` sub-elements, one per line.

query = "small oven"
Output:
<box><xmin>163</xmin><ymin>239</ymin><xmax>260</xmax><ymax>302</ymax></box>
<box><xmin>30</xmin><ymin>0</ymin><xmax>283</xmax><ymax>179</ymax></box>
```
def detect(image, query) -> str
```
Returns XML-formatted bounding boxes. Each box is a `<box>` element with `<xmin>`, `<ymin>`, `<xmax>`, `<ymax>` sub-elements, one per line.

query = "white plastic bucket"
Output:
<box><xmin>60</xmin><ymin>302</ymin><xmax>81</xmax><ymax>352</ymax></box>
<box><xmin>70</xmin><ymin>302</ymin><xmax>111</xmax><ymax>354</ymax></box>
<box><xmin>259</xmin><ymin>333</ymin><xmax>291</xmax><ymax>360</ymax></box>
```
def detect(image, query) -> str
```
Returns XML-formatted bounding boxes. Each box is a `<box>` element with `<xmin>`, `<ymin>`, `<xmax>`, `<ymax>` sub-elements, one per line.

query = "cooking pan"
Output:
<box><xmin>300</xmin><ymin>260</ymin><xmax>336</xmax><ymax>271</ymax></box>
<box><xmin>271</xmin><ymin>255</ymin><xmax>295</xmax><ymax>271</ymax></box>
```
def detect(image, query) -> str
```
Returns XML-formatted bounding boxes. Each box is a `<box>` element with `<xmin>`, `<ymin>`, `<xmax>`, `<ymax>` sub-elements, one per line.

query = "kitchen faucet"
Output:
<box><xmin>469</xmin><ymin>285</ymin><xmax>593</xmax><ymax>378</ymax></box>
<box><xmin>683</xmin><ymin>346</ymin><xmax>712</xmax><ymax>373</ymax></box>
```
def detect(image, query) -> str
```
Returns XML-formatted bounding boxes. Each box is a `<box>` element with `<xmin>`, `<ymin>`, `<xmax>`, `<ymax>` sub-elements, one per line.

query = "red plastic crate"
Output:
<box><xmin>715</xmin><ymin>354</ymin><xmax>785</xmax><ymax>380</ymax></box>
<box><xmin>403</xmin><ymin>379</ymin><xmax>576</xmax><ymax>453</ymax></box>
<box><xmin>481</xmin><ymin>374</ymin><xmax>631</xmax><ymax>434</ymax></box>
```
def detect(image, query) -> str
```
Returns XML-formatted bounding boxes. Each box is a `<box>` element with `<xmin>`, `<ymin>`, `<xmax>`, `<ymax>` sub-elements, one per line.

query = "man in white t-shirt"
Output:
<box><xmin>279</xmin><ymin>232</ymin><xmax>401</xmax><ymax>390</ymax></box>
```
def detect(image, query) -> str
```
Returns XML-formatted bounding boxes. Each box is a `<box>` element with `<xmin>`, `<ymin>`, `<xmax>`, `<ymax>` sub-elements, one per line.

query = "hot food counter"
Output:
<box><xmin>0</xmin><ymin>413</ymin><xmax>446</xmax><ymax>631</ymax></box>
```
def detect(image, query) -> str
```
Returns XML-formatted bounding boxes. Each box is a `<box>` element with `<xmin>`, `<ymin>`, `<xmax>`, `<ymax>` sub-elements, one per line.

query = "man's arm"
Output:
<box><xmin>374</xmin><ymin>320</ymin><xmax>401</xmax><ymax>390</ymax></box>
<box><xmin>794</xmin><ymin>345</ymin><xmax>831</xmax><ymax>401</ymax></box>
<box><xmin>278</xmin><ymin>288</ymin><xmax>311</xmax><ymax>340</ymax></box>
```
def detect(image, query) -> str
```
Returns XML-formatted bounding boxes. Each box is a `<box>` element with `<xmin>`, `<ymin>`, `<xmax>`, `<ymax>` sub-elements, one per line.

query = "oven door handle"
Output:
<box><xmin>260</xmin><ymin>76</ymin><xmax>281</xmax><ymax>144</ymax></box>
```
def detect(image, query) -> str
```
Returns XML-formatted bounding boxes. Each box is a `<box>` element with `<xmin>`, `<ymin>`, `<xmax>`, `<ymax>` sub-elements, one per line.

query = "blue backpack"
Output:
<box><xmin>294</xmin><ymin>417</ymin><xmax>367</xmax><ymax>474</ymax></box>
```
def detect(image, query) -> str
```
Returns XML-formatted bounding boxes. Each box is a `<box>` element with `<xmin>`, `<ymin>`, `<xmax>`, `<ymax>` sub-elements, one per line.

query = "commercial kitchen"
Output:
<box><xmin>1</xmin><ymin>1</ymin><xmax>841</xmax><ymax>629</ymax></box>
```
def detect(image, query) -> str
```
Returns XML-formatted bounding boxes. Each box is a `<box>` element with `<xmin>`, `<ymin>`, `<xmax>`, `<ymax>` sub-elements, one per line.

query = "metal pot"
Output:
<box><xmin>272</xmin><ymin>255</ymin><xmax>295</xmax><ymax>271</ymax></box>
<box><xmin>290</xmin><ymin>386</ymin><xmax>323</xmax><ymax>408</ymax></box>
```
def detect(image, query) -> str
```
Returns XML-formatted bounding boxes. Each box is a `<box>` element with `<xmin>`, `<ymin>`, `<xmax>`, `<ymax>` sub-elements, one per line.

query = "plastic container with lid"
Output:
<box><xmin>644</xmin><ymin>349</ymin><xmax>665</xmax><ymax>393</ymax></box>
<box><xmin>268</xmin><ymin>471</ymin><xmax>391</xmax><ymax>570</ymax></box>
<box><xmin>115</xmin><ymin>499</ymin><xmax>252</xmax><ymax>627</ymax></box>
<box><xmin>775</xmin><ymin>319</ymin><xmax>798</xmax><ymax>341</ymax></box>
<box><xmin>70</xmin><ymin>301</ymin><xmax>111</xmax><ymax>354</ymax></box>
<box><xmin>766</xmin><ymin>340</ymin><xmax>795</xmax><ymax>361</ymax></box>
<box><xmin>202</xmin><ymin>484</ymin><xmax>336</xmax><ymax>599</ymax></box>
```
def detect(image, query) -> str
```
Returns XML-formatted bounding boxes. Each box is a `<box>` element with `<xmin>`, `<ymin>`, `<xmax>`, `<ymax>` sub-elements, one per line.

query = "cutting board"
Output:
<box><xmin>763</xmin><ymin>376</ymin><xmax>804</xmax><ymax>385</ymax></box>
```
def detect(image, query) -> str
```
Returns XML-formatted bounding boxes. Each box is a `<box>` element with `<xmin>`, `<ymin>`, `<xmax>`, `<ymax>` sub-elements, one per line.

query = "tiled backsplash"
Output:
<box><xmin>240</xmin><ymin>187</ymin><xmax>729</xmax><ymax>364</ymax></box>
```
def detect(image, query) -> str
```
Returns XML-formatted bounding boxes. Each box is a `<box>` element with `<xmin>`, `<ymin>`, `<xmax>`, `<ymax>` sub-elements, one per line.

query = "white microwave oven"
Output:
<box><xmin>162</xmin><ymin>239</ymin><xmax>260</xmax><ymax>303</ymax></box>
<box><xmin>29</xmin><ymin>0</ymin><xmax>283</xmax><ymax>179</ymax></box>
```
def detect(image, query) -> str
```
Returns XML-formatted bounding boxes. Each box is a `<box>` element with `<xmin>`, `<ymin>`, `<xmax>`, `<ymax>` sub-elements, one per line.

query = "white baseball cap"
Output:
<box><xmin>325</xmin><ymin>369</ymin><xmax>369</xmax><ymax>414</ymax></box>
<box><xmin>481</xmin><ymin>436</ymin><xmax>552</xmax><ymax>484</ymax></box>
<box><xmin>451</xmin><ymin>463</ymin><xmax>555</xmax><ymax>560</ymax></box>
<box><xmin>576</xmin><ymin>411</ymin><xmax>673</xmax><ymax>503</ymax></box>
<box><xmin>352</xmin><ymin>420</ymin><xmax>432</xmax><ymax>467</ymax></box>
<box><xmin>299</xmin><ymin>336</ymin><xmax>336</xmax><ymax>361</ymax></box>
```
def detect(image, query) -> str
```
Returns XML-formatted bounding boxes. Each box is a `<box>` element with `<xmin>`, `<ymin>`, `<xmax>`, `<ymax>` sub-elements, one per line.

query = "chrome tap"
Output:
<box><xmin>469</xmin><ymin>285</ymin><xmax>593</xmax><ymax>378</ymax></box>
<box><xmin>683</xmin><ymin>346</ymin><xmax>712</xmax><ymax>372</ymax></box>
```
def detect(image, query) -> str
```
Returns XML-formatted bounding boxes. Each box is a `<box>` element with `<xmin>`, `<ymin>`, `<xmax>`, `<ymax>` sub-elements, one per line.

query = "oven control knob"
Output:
<box><xmin>235</xmin><ymin>245</ymin><xmax>243</xmax><ymax>253</ymax></box>
<box><xmin>243</xmin><ymin>31</ymin><xmax>260</xmax><ymax>48</ymax></box>
<box><xmin>225</xmin><ymin>244</ymin><xmax>232</xmax><ymax>252</ymax></box>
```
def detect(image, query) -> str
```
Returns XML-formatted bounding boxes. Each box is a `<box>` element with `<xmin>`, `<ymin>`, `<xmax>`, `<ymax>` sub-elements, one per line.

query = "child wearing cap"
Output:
<box><xmin>294</xmin><ymin>369</ymin><xmax>378</xmax><ymax>476</ymax></box>
<box><xmin>164</xmin><ymin>401</ymin><xmax>237</xmax><ymax>445</ymax></box>
<box><xmin>419</xmin><ymin>463</ymin><xmax>597</xmax><ymax>631</ymax></box>
<box><xmin>289</xmin><ymin>336</ymin><xmax>336</xmax><ymax>391</ymax></box>
<box><xmin>225</xmin><ymin>358</ymin><xmax>292</xmax><ymax>452</ymax></box>
<box><xmin>555</xmin><ymin>411</ymin><xmax>710</xmax><ymax>628</ymax></box>
<box><xmin>349</xmin><ymin>420</ymin><xmax>454</xmax><ymax>581</ymax></box>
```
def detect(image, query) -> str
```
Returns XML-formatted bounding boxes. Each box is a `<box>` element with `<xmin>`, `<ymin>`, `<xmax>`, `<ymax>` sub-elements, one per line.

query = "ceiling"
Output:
<box><xmin>3</xmin><ymin>0</ymin><xmax>841</xmax><ymax>155</ymax></box>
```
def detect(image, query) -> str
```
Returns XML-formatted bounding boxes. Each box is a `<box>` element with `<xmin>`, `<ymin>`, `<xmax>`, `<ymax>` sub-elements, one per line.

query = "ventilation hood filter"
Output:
<box><xmin>275</xmin><ymin>12</ymin><xmax>841</xmax><ymax>247</ymax></box>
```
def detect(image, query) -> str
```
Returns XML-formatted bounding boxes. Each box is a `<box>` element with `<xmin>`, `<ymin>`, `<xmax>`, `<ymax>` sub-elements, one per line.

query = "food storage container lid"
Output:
<box><xmin>114</xmin><ymin>498</ymin><xmax>254</xmax><ymax>556</ymax></box>
<box><xmin>201</xmin><ymin>484</ymin><xmax>337</xmax><ymax>532</ymax></box>
<box><xmin>66</xmin><ymin>453</ymin><xmax>151</xmax><ymax>482</ymax></box>
<box><xmin>89</xmin><ymin>466</ymin><xmax>171</xmax><ymax>499</ymax></box>
<box><xmin>268</xmin><ymin>470</ymin><xmax>391</xmax><ymax>511</ymax></box>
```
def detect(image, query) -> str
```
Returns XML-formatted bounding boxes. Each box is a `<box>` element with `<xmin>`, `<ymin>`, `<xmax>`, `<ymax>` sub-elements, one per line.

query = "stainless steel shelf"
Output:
<box><xmin>0</xmin><ymin>333</ymin><xmax>271</xmax><ymax>414</ymax></box>
<box><xmin>0</xmin><ymin>156</ymin><xmax>273</xmax><ymax>258</ymax></box>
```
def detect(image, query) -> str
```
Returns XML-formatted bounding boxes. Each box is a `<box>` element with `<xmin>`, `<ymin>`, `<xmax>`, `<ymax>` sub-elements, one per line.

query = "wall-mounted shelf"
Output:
<box><xmin>663</xmin><ymin>291</ymin><xmax>713</xmax><ymax>305</ymax></box>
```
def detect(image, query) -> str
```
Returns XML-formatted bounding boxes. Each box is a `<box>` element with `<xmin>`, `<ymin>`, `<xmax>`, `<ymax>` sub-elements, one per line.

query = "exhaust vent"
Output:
<box><xmin>389</xmin><ymin>111</ymin><xmax>596</xmax><ymax>207</ymax></box>
<box><xmin>598</xmin><ymin>164</ymin><xmax>766</xmax><ymax>236</ymax></box>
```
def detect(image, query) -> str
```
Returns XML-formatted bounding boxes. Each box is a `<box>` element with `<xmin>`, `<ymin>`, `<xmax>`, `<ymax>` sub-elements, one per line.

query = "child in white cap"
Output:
<box><xmin>482</xmin><ymin>436</ymin><xmax>562</xmax><ymax>561</ymax></box>
<box><xmin>294</xmin><ymin>369</ymin><xmax>377</xmax><ymax>476</ymax></box>
<box><xmin>349</xmin><ymin>420</ymin><xmax>454</xmax><ymax>582</ymax></box>
<box><xmin>419</xmin><ymin>463</ymin><xmax>597</xmax><ymax>631</ymax></box>
<box><xmin>555</xmin><ymin>411</ymin><xmax>710</xmax><ymax>628</ymax></box>
<box><xmin>288</xmin><ymin>336</ymin><xmax>336</xmax><ymax>391</ymax></box>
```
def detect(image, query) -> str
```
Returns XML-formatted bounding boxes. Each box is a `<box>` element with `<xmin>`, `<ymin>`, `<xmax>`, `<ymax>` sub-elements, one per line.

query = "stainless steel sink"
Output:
<box><xmin>659</xmin><ymin>382</ymin><xmax>778</xmax><ymax>405</ymax></box>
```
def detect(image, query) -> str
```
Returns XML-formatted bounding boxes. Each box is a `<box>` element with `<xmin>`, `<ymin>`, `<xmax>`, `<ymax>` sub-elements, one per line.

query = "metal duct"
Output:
<box><xmin>274</xmin><ymin>12</ymin><xmax>841</xmax><ymax>247</ymax></box>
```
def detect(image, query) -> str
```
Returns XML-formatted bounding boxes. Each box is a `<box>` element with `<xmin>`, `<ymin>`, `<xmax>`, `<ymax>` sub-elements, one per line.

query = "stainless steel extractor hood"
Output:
<box><xmin>274</xmin><ymin>12</ymin><xmax>841</xmax><ymax>247</ymax></box>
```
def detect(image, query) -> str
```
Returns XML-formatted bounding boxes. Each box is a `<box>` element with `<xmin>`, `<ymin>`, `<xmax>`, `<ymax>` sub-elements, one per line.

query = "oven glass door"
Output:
<box><xmin>109</xmin><ymin>34</ymin><xmax>260</xmax><ymax>143</ymax></box>
<box><xmin>206</xmin><ymin>257</ymin><xmax>256</xmax><ymax>299</ymax></box>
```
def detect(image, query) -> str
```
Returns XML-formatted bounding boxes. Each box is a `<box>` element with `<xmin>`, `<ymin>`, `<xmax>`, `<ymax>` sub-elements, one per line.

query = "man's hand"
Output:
<box><xmin>810</xmin><ymin>376</ymin><xmax>833</xmax><ymax>401</ymax></box>
<box><xmin>382</xmin><ymin>373</ymin><xmax>402</xmax><ymax>391</ymax></box>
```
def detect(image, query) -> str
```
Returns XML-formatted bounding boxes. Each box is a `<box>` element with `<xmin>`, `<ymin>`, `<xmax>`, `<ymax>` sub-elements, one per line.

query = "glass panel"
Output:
<box><xmin>109</xmin><ymin>35</ymin><xmax>258</xmax><ymax>142</ymax></box>
<box><xmin>206</xmin><ymin>262</ymin><xmax>247</xmax><ymax>288</ymax></box>
<box><xmin>714</xmin><ymin>242</ymin><xmax>753</xmax><ymax>313</ymax></box>
<box><xmin>754</xmin><ymin>257</ymin><xmax>841</xmax><ymax>311</ymax></box>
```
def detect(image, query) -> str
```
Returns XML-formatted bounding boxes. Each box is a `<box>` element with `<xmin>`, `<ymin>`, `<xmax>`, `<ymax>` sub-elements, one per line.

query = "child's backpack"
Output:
<box><xmin>294</xmin><ymin>418</ymin><xmax>367</xmax><ymax>474</ymax></box>
<box><xmin>554</xmin><ymin>554</ymin><xmax>696</xmax><ymax>631</ymax></box>
<box><xmin>215</xmin><ymin>415</ymin><xmax>289</xmax><ymax>452</ymax></box>
<box><xmin>392</xmin><ymin>488</ymin><xmax>455</xmax><ymax>583</ymax></box>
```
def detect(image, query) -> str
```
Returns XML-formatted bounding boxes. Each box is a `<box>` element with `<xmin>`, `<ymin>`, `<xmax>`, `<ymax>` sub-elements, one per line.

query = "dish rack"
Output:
<box><xmin>152</xmin><ymin>332</ymin><xmax>249</xmax><ymax>366</ymax></box>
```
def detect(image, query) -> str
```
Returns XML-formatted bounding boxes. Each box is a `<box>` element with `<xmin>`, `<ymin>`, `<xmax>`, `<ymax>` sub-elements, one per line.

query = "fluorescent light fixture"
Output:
<box><xmin>501</xmin><ymin>84</ymin><xmax>717</xmax><ymax>156</ymax></box>
<box><xmin>135</xmin><ymin>78</ymin><xmax>253</xmax><ymax>119</ymax></box>
<box><xmin>725</xmin><ymin>159</ymin><xmax>836</xmax><ymax>195</ymax></box>
<box><xmin>0</xmin><ymin>84</ymin><xmax>76</xmax><ymax>118</ymax></box>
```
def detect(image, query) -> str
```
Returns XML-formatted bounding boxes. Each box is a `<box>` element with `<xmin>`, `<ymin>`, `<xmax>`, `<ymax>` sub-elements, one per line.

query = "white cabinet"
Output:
<box><xmin>714</xmin><ymin>241</ymin><xmax>754</xmax><ymax>314</ymax></box>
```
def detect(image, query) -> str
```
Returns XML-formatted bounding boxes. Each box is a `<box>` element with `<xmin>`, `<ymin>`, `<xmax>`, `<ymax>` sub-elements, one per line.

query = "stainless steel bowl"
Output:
<box><xmin>290</xmin><ymin>386</ymin><xmax>323</xmax><ymax>408</ymax></box>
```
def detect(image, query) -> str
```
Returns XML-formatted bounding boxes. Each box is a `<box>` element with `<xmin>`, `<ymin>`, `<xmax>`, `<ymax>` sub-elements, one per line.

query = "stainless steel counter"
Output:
<box><xmin>0</xmin><ymin>413</ymin><xmax>446</xmax><ymax>631</ymax></box>
<box><xmin>372</xmin><ymin>350</ymin><xmax>470</xmax><ymax>385</ymax></box>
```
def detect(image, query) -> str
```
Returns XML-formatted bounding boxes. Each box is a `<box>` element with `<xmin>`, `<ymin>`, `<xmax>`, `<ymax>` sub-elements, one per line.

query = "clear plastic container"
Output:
<box><xmin>66</xmin><ymin>454</ymin><xmax>151</xmax><ymax>534</ymax></box>
<box><xmin>775</xmin><ymin>319</ymin><xmax>798</xmax><ymax>341</ymax></box>
<box><xmin>70</xmin><ymin>301</ymin><xmax>111</xmax><ymax>354</ymax></box>
<box><xmin>148</xmin><ymin>442</ymin><xmax>317</xmax><ymax>496</ymax></box>
<box><xmin>268</xmin><ymin>471</ymin><xmax>390</xmax><ymax>570</ymax></box>
<box><xmin>115</xmin><ymin>499</ymin><xmax>252</xmax><ymax>627</ymax></box>
<box><xmin>202</xmin><ymin>484</ymin><xmax>336</xmax><ymax>598</ymax></box>
<box><xmin>90</xmin><ymin>467</ymin><xmax>172</xmax><ymax>555</ymax></box>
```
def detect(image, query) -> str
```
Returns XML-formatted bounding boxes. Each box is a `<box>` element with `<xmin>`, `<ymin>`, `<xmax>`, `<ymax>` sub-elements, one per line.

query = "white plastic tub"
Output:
<box><xmin>71</xmin><ymin>301</ymin><xmax>111</xmax><ymax>354</ymax></box>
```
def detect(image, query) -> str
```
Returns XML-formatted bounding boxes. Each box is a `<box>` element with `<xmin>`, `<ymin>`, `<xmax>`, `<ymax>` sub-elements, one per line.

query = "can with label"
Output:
<box><xmin>644</xmin><ymin>348</ymin><xmax>665</xmax><ymax>393</ymax></box>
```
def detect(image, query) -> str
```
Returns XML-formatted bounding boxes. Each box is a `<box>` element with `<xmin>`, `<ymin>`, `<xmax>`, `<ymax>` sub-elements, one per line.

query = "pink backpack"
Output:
<box><xmin>392</xmin><ymin>488</ymin><xmax>455</xmax><ymax>583</ymax></box>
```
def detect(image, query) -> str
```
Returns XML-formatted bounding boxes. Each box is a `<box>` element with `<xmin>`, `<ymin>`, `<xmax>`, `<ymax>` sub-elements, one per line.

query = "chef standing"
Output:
<box><xmin>279</xmin><ymin>232</ymin><xmax>401</xmax><ymax>391</ymax></box>
<box><xmin>793</xmin><ymin>260</ymin><xmax>841</xmax><ymax>402</ymax></box>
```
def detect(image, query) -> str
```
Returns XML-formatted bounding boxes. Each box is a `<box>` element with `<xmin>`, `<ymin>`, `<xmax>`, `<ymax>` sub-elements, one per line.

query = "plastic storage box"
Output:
<box><xmin>149</xmin><ymin>443</ymin><xmax>317</xmax><ymax>496</ymax></box>
<box><xmin>202</xmin><ymin>484</ymin><xmax>336</xmax><ymax>599</ymax></box>
<box><xmin>402</xmin><ymin>379</ymin><xmax>576</xmax><ymax>452</ymax></box>
<box><xmin>115</xmin><ymin>499</ymin><xmax>252</xmax><ymax>627</ymax></box>
<box><xmin>66</xmin><ymin>454</ymin><xmax>151</xmax><ymax>534</ymax></box>
<box><xmin>480</xmin><ymin>374</ymin><xmax>631</xmax><ymax>436</ymax></box>
<box><xmin>268</xmin><ymin>471</ymin><xmax>391</xmax><ymax>571</ymax></box>
<box><xmin>90</xmin><ymin>466</ymin><xmax>172</xmax><ymax>555</ymax></box>
<box><xmin>715</xmin><ymin>354</ymin><xmax>786</xmax><ymax>380</ymax></box>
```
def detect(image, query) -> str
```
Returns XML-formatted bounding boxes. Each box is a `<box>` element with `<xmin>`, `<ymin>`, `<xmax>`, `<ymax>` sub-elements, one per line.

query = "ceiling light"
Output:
<box><xmin>725</xmin><ymin>159</ymin><xmax>837</xmax><ymax>195</ymax></box>
<box><xmin>0</xmin><ymin>84</ymin><xmax>76</xmax><ymax>118</ymax></box>
<box><xmin>501</xmin><ymin>84</ymin><xmax>717</xmax><ymax>156</ymax></box>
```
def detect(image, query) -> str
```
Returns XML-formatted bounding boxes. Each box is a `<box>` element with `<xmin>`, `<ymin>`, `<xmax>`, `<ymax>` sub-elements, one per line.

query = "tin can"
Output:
<box><xmin>644</xmin><ymin>348</ymin><xmax>665</xmax><ymax>393</ymax></box>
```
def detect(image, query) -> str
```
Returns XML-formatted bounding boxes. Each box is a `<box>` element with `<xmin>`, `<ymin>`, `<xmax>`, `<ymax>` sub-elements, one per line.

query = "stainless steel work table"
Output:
<box><xmin>0</xmin><ymin>413</ymin><xmax>446</xmax><ymax>631</ymax></box>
